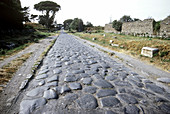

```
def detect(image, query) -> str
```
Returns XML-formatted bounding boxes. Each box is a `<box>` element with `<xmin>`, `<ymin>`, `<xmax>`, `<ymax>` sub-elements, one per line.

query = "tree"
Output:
<box><xmin>22</xmin><ymin>7</ymin><xmax>31</xmax><ymax>23</ymax></box>
<box><xmin>0</xmin><ymin>0</ymin><xmax>23</xmax><ymax>30</ymax></box>
<box><xmin>63</xmin><ymin>19</ymin><xmax>73</xmax><ymax>30</ymax></box>
<box><xmin>38</xmin><ymin>15</ymin><xmax>46</xmax><ymax>26</ymax></box>
<box><xmin>69</xmin><ymin>18</ymin><xmax>84</xmax><ymax>32</ymax></box>
<box><xmin>154</xmin><ymin>21</ymin><xmax>161</xmax><ymax>32</ymax></box>
<box><xmin>34</xmin><ymin>1</ymin><xmax>61</xmax><ymax>28</ymax></box>
<box><xmin>133</xmin><ymin>18</ymin><xmax>140</xmax><ymax>21</ymax></box>
<box><xmin>112</xmin><ymin>20</ymin><xmax>122</xmax><ymax>31</ymax></box>
<box><xmin>85</xmin><ymin>21</ymin><xmax>93</xmax><ymax>27</ymax></box>
<box><xmin>120</xmin><ymin>15</ymin><xmax>133</xmax><ymax>23</ymax></box>
<box><xmin>30</xmin><ymin>14</ymin><xmax>38</xmax><ymax>22</ymax></box>
<box><xmin>78</xmin><ymin>19</ymin><xmax>84</xmax><ymax>32</ymax></box>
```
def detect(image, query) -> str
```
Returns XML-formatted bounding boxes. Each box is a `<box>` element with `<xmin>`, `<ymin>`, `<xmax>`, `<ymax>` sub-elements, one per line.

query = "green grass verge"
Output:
<box><xmin>0</xmin><ymin>31</ymin><xmax>56</xmax><ymax>59</ymax></box>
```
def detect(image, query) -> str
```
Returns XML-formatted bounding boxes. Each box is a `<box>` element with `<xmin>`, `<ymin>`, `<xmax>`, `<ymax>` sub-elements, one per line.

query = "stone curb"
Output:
<box><xmin>19</xmin><ymin>35</ymin><xmax>59</xmax><ymax>91</ymax></box>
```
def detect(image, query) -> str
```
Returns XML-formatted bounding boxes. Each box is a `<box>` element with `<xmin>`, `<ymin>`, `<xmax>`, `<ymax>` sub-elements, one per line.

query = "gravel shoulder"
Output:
<box><xmin>0</xmin><ymin>36</ymin><xmax>57</xmax><ymax>113</ymax></box>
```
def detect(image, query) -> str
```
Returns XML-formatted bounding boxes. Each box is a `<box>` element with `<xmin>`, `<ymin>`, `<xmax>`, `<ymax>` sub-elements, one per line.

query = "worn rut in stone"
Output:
<box><xmin>19</xmin><ymin>32</ymin><xmax>170</xmax><ymax>114</ymax></box>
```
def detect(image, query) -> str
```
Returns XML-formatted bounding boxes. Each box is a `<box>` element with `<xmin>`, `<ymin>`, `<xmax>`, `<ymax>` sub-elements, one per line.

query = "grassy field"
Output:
<box><xmin>74</xmin><ymin>32</ymin><xmax>170</xmax><ymax>72</ymax></box>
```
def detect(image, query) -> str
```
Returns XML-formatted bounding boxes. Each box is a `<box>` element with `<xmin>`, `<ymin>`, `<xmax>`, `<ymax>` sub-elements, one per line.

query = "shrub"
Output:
<box><xmin>160</xmin><ymin>51</ymin><xmax>169</xmax><ymax>57</ymax></box>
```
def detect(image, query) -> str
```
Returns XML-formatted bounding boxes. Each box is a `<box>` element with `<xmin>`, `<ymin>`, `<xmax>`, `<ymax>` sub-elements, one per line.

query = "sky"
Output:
<box><xmin>20</xmin><ymin>0</ymin><xmax>170</xmax><ymax>26</ymax></box>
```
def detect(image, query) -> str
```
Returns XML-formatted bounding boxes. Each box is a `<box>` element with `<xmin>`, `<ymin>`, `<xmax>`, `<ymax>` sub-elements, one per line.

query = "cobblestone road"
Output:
<box><xmin>19</xmin><ymin>32</ymin><xmax>170</xmax><ymax>114</ymax></box>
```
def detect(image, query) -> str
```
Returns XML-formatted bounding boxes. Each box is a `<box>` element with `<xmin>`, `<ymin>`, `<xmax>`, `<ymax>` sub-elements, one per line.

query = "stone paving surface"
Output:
<box><xmin>19</xmin><ymin>33</ymin><xmax>170</xmax><ymax>114</ymax></box>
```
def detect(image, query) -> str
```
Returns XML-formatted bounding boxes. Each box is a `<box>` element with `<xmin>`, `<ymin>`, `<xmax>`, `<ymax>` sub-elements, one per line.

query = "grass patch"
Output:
<box><xmin>0</xmin><ymin>52</ymin><xmax>32</xmax><ymax>91</ymax></box>
<box><xmin>73</xmin><ymin>32</ymin><xmax>170</xmax><ymax>72</ymax></box>
<box><xmin>0</xmin><ymin>31</ymin><xmax>56</xmax><ymax>60</ymax></box>
<box><xmin>34</xmin><ymin>31</ymin><xmax>56</xmax><ymax>37</ymax></box>
<box><xmin>90</xmin><ymin>45</ymin><xmax>95</xmax><ymax>47</ymax></box>
<box><xmin>0</xmin><ymin>43</ymin><xmax>30</xmax><ymax>60</ymax></box>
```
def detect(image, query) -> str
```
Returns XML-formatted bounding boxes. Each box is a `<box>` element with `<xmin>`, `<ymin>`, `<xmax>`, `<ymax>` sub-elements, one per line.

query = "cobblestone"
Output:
<box><xmin>94</xmin><ymin>79</ymin><xmax>114</xmax><ymax>88</ymax></box>
<box><xmin>69</xmin><ymin>82</ymin><xmax>82</xmax><ymax>90</ymax></box>
<box><xmin>76</xmin><ymin>94</ymin><xmax>98</xmax><ymax>109</ymax></box>
<box><xmin>96</xmin><ymin>89</ymin><xmax>117</xmax><ymax>98</ymax></box>
<box><xmin>117</xmin><ymin>94</ymin><xmax>138</xmax><ymax>104</ymax></box>
<box><xmin>157</xmin><ymin>78</ymin><xmax>170</xmax><ymax>83</ymax></box>
<box><xmin>124</xmin><ymin>104</ymin><xmax>140</xmax><ymax>114</ymax></box>
<box><xmin>64</xmin><ymin>76</ymin><xmax>77</xmax><ymax>82</ymax></box>
<box><xmin>38</xmin><ymin>69</ymin><xmax>49</xmax><ymax>75</ymax></box>
<box><xmin>100</xmin><ymin>97</ymin><xmax>121</xmax><ymax>107</ymax></box>
<box><xmin>46</xmin><ymin>75</ymin><xmax>59</xmax><ymax>82</ymax></box>
<box><xmin>114</xmin><ymin>80</ymin><xmax>132</xmax><ymax>87</ymax></box>
<box><xmin>26</xmin><ymin>87</ymin><xmax>47</xmax><ymax>97</ymax></box>
<box><xmin>105</xmin><ymin>110</ymin><xmax>117</xmax><ymax>114</ymax></box>
<box><xmin>35</xmin><ymin>74</ymin><xmax>48</xmax><ymax>80</ymax></box>
<box><xmin>60</xmin><ymin>85</ymin><xmax>71</xmax><ymax>94</ymax></box>
<box><xmin>145</xmin><ymin>83</ymin><xmax>165</xmax><ymax>93</ymax></box>
<box><xmin>64</xmin><ymin>93</ymin><xmax>78</xmax><ymax>102</ymax></box>
<box><xmin>105</xmin><ymin>75</ymin><xmax>117</xmax><ymax>81</ymax></box>
<box><xmin>53</xmin><ymin>69</ymin><xmax>62</xmax><ymax>74</ymax></box>
<box><xmin>18</xmin><ymin>32</ymin><xmax>170</xmax><ymax>113</ymax></box>
<box><xmin>20</xmin><ymin>98</ymin><xmax>47</xmax><ymax>114</ymax></box>
<box><xmin>82</xmin><ymin>77</ymin><xmax>93</xmax><ymax>85</ymax></box>
<box><xmin>43</xmin><ymin>89</ymin><xmax>58</xmax><ymax>99</ymax></box>
<box><xmin>83</xmin><ymin>86</ymin><xmax>98</xmax><ymax>94</ymax></box>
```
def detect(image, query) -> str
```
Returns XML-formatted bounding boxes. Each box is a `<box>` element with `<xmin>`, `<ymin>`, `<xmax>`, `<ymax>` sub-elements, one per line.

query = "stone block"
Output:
<box><xmin>111</xmin><ymin>44</ymin><xmax>119</xmax><ymax>47</ymax></box>
<box><xmin>141</xmin><ymin>47</ymin><xmax>159</xmax><ymax>58</ymax></box>
<box><xmin>92</xmin><ymin>38</ymin><xmax>96</xmax><ymax>40</ymax></box>
<box><xmin>109</xmin><ymin>40</ymin><xmax>114</xmax><ymax>43</ymax></box>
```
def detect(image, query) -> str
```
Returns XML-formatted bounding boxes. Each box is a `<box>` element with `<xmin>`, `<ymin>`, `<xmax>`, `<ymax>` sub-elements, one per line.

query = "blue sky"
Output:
<box><xmin>20</xmin><ymin>0</ymin><xmax>170</xmax><ymax>26</ymax></box>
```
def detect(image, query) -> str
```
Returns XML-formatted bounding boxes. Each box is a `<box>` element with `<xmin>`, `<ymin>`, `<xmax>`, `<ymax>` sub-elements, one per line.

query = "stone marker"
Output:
<box><xmin>111</xmin><ymin>44</ymin><xmax>119</xmax><ymax>47</ymax></box>
<box><xmin>141</xmin><ymin>47</ymin><xmax>159</xmax><ymax>58</ymax></box>
<box><xmin>110</xmin><ymin>40</ymin><xmax>114</xmax><ymax>43</ymax></box>
<box><xmin>92</xmin><ymin>38</ymin><xmax>97</xmax><ymax>40</ymax></box>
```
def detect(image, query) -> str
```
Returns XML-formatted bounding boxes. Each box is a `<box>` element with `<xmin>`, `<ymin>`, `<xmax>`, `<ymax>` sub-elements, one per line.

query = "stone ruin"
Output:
<box><xmin>104</xmin><ymin>24</ymin><xmax>119</xmax><ymax>34</ymax></box>
<box><xmin>104</xmin><ymin>16</ymin><xmax>170</xmax><ymax>38</ymax></box>
<box><xmin>160</xmin><ymin>16</ymin><xmax>170</xmax><ymax>38</ymax></box>
<box><xmin>121</xmin><ymin>19</ymin><xmax>154</xmax><ymax>37</ymax></box>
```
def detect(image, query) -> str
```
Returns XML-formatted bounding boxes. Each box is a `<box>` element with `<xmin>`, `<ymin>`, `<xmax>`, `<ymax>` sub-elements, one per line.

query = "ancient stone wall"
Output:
<box><xmin>121</xmin><ymin>19</ymin><xmax>154</xmax><ymax>35</ymax></box>
<box><xmin>160</xmin><ymin>16</ymin><xmax>170</xmax><ymax>38</ymax></box>
<box><xmin>104</xmin><ymin>24</ymin><xmax>119</xmax><ymax>33</ymax></box>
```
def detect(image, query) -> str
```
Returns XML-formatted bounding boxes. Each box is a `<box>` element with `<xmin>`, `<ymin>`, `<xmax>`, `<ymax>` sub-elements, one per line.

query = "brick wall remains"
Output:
<box><xmin>121</xmin><ymin>19</ymin><xmax>154</xmax><ymax>36</ymax></box>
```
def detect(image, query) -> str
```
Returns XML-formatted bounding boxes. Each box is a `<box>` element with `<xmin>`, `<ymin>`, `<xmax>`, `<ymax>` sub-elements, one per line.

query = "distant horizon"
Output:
<box><xmin>20</xmin><ymin>0</ymin><xmax>170</xmax><ymax>26</ymax></box>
